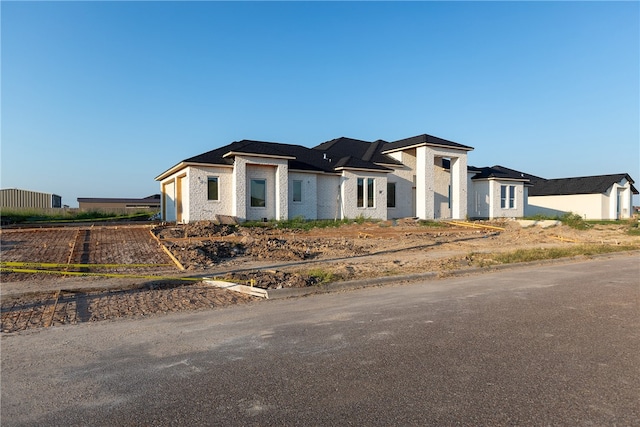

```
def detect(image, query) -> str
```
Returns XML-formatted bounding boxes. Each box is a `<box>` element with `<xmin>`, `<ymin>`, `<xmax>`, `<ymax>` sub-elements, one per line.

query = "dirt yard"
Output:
<box><xmin>1</xmin><ymin>219</ymin><xmax>638</xmax><ymax>332</ymax></box>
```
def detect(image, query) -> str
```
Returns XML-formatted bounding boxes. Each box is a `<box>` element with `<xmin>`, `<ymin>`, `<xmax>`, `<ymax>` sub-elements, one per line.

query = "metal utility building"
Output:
<box><xmin>0</xmin><ymin>188</ymin><xmax>62</xmax><ymax>209</ymax></box>
<box><xmin>76</xmin><ymin>195</ymin><xmax>161</xmax><ymax>210</ymax></box>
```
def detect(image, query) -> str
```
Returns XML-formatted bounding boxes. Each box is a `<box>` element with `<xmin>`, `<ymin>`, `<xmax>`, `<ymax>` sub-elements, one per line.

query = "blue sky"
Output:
<box><xmin>2</xmin><ymin>1</ymin><xmax>638</xmax><ymax>207</ymax></box>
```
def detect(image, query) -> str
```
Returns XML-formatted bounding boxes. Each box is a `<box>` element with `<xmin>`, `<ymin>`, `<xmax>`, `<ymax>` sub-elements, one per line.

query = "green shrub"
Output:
<box><xmin>560</xmin><ymin>212</ymin><xmax>590</xmax><ymax>230</ymax></box>
<box><xmin>418</xmin><ymin>220</ymin><xmax>449</xmax><ymax>228</ymax></box>
<box><xmin>0</xmin><ymin>209</ymin><xmax>155</xmax><ymax>224</ymax></box>
<box><xmin>307</xmin><ymin>268</ymin><xmax>335</xmax><ymax>284</ymax></box>
<box><xmin>468</xmin><ymin>244</ymin><xmax>639</xmax><ymax>267</ymax></box>
<box><xmin>628</xmin><ymin>221</ymin><xmax>640</xmax><ymax>236</ymax></box>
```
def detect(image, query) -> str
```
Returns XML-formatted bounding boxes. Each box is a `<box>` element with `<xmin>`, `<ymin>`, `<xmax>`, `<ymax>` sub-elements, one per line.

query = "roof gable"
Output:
<box><xmin>470</xmin><ymin>165</ymin><xmax>531</xmax><ymax>182</ymax></box>
<box><xmin>383</xmin><ymin>134</ymin><xmax>474</xmax><ymax>152</ymax></box>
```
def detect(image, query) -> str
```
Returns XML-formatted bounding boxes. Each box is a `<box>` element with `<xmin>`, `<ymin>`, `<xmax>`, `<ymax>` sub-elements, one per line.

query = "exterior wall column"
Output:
<box><xmin>450</xmin><ymin>156</ymin><xmax>467</xmax><ymax>220</ymax></box>
<box><xmin>416</xmin><ymin>146</ymin><xmax>435</xmax><ymax>219</ymax></box>
<box><xmin>275</xmin><ymin>163</ymin><xmax>289</xmax><ymax>220</ymax></box>
<box><xmin>232</xmin><ymin>157</ymin><xmax>247</xmax><ymax>221</ymax></box>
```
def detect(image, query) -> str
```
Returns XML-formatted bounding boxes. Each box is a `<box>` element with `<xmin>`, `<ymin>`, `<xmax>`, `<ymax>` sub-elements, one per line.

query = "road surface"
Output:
<box><xmin>2</xmin><ymin>254</ymin><xmax>639</xmax><ymax>426</ymax></box>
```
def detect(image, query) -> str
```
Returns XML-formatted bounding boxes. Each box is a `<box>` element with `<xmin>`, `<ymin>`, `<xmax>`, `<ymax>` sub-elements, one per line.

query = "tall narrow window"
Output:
<box><xmin>358</xmin><ymin>178</ymin><xmax>375</xmax><ymax>208</ymax></box>
<box><xmin>367</xmin><ymin>178</ymin><xmax>375</xmax><ymax>208</ymax></box>
<box><xmin>207</xmin><ymin>177</ymin><xmax>219</xmax><ymax>201</ymax></box>
<box><xmin>501</xmin><ymin>185</ymin><xmax>516</xmax><ymax>209</ymax></box>
<box><xmin>387</xmin><ymin>182</ymin><xmax>396</xmax><ymax>208</ymax></box>
<box><xmin>250</xmin><ymin>179</ymin><xmax>266</xmax><ymax>207</ymax></box>
<box><xmin>509</xmin><ymin>185</ymin><xmax>516</xmax><ymax>209</ymax></box>
<box><xmin>292</xmin><ymin>180</ymin><xmax>302</xmax><ymax>202</ymax></box>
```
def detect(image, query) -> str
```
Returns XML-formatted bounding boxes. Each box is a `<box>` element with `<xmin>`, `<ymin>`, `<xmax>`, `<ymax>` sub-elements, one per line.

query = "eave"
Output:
<box><xmin>222</xmin><ymin>151</ymin><xmax>296</xmax><ymax>160</ymax></box>
<box><xmin>381</xmin><ymin>142</ymin><xmax>474</xmax><ymax>155</ymax></box>
<box><xmin>155</xmin><ymin>161</ymin><xmax>233</xmax><ymax>181</ymax></box>
<box><xmin>334</xmin><ymin>166</ymin><xmax>392</xmax><ymax>173</ymax></box>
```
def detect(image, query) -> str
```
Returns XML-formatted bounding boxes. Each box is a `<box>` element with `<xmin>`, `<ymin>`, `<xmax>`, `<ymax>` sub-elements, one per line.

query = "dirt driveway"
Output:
<box><xmin>1</xmin><ymin>219</ymin><xmax>638</xmax><ymax>332</ymax></box>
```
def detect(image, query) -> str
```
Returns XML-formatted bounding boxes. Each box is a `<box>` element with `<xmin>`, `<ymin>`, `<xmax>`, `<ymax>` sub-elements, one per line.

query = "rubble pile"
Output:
<box><xmin>152</xmin><ymin>221</ymin><xmax>374</xmax><ymax>269</ymax></box>
<box><xmin>220</xmin><ymin>270</ymin><xmax>318</xmax><ymax>289</ymax></box>
<box><xmin>152</xmin><ymin>222</ymin><xmax>238</xmax><ymax>239</ymax></box>
<box><xmin>167</xmin><ymin>240</ymin><xmax>245</xmax><ymax>269</ymax></box>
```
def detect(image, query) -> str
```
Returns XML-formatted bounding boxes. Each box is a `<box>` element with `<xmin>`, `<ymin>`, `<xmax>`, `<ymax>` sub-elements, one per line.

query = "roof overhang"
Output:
<box><xmin>289</xmin><ymin>168</ymin><xmax>341</xmax><ymax>176</ymax></box>
<box><xmin>381</xmin><ymin>143</ymin><xmax>474</xmax><ymax>155</ymax></box>
<box><xmin>480</xmin><ymin>177</ymin><xmax>530</xmax><ymax>182</ymax></box>
<box><xmin>374</xmin><ymin>162</ymin><xmax>404</xmax><ymax>169</ymax></box>
<box><xmin>222</xmin><ymin>151</ymin><xmax>296</xmax><ymax>160</ymax></box>
<box><xmin>155</xmin><ymin>161</ymin><xmax>233</xmax><ymax>181</ymax></box>
<box><xmin>334</xmin><ymin>166</ymin><xmax>392</xmax><ymax>173</ymax></box>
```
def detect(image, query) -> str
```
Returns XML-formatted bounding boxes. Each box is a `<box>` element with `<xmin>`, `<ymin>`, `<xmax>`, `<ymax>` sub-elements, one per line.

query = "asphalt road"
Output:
<box><xmin>2</xmin><ymin>254</ymin><xmax>639</xmax><ymax>426</ymax></box>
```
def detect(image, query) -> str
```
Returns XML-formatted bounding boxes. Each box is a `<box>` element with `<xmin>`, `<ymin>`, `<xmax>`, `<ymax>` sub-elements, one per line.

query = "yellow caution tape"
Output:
<box><xmin>1</xmin><ymin>261</ymin><xmax>173</xmax><ymax>269</ymax></box>
<box><xmin>0</xmin><ymin>267</ymin><xmax>202</xmax><ymax>281</ymax></box>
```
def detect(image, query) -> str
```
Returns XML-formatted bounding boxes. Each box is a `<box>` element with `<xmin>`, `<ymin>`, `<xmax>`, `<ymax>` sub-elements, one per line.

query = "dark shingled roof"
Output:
<box><xmin>171</xmin><ymin>133</ymin><xmax>472</xmax><ymax>177</ymax></box>
<box><xmin>313</xmin><ymin>137</ymin><xmax>401</xmax><ymax>168</ymax></box>
<box><xmin>181</xmin><ymin>138</ymin><xmax>399</xmax><ymax>173</ymax></box>
<box><xmin>383</xmin><ymin>134</ymin><xmax>474</xmax><ymax>152</ymax></box>
<box><xmin>471</xmin><ymin>165</ymin><xmax>534</xmax><ymax>182</ymax></box>
<box><xmin>184</xmin><ymin>140</ymin><xmax>336</xmax><ymax>173</ymax></box>
<box><xmin>529</xmin><ymin>174</ymin><xmax>638</xmax><ymax>196</ymax></box>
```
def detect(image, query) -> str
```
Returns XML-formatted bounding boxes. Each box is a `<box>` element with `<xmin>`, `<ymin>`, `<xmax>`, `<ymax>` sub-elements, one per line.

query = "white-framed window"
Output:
<box><xmin>250</xmin><ymin>179</ymin><xmax>266</xmax><ymax>207</ymax></box>
<box><xmin>509</xmin><ymin>185</ymin><xmax>515</xmax><ymax>209</ymax></box>
<box><xmin>207</xmin><ymin>177</ymin><xmax>219</xmax><ymax>201</ymax></box>
<box><xmin>387</xmin><ymin>182</ymin><xmax>396</xmax><ymax>208</ymax></box>
<box><xmin>357</xmin><ymin>177</ymin><xmax>375</xmax><ymax>208</ymax></box>
<box><xmin>292</xmin><ymin>180</ymin><xmax>302</xmax><ymax>203</ymax></box>
<box><xmin>501</xmin><ymin>185</ymin><xmax>516</xmax><ymax>209</ymax></box>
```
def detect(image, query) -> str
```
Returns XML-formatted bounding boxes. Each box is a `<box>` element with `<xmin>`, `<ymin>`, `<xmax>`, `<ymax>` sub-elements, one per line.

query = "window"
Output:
<box><xmin>509</xmin><ymin>185</ymin><xmax>515</xmax><ymax>209</ymax></box>
<box><xmin>250</xmin><ymin>179</ymin><xmax>266</xmax><ymax>207</ymax></box>
<box><xmin>207</xmin><ymin>177</ymin><xmax>219</xmax><ymax>201</ymax></box>
<box><xmin>387</xmin><ymin>182</ymin><xmax>396</xmax><ymax>208</ymax></box>
<box><xmin>358</xmin><ymin>177</ymin><xmax>375</xmax><ymax>208</ymax></box>
<box><xmin>292</xmin><ymin>180</ymin><xmax>302</xmax><ymax>202</ymax></box>
<box><xmin>367</xmin><ymin>178</ymin><xmax>375</xmax><ymax>208</ymax></box>
<box><xmin>501</xmin><ymin>185</ymin><xmax>516</xmax><ymax>209</ymax></box>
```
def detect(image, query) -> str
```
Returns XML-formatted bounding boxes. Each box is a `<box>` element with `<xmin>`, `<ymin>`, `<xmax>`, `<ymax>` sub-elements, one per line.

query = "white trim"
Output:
<box><xmin>335</xmin><ymin>166</ymin><xmax>392</xmax><ymax>173</ymax></box>
<box><xmin>382</xmin><ymin>142</ymin><xmax>473</xmax><ymax>154</ymax></box>
<box><xmin>155</xmin><ymin>162</ymin><xmax>233</xmax><ymax>181</ymax></box>
<box><xmin>223</xmin><ymin>151</ymin><xmax>296</xmax><ymax>160</ymax></box>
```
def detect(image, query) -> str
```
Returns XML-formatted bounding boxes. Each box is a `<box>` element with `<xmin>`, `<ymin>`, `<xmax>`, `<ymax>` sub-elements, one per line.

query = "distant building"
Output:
<box><xmin>0</xmin><ymin>188</ymin><xmax>62</xmax><ymax>209</ymax></box>
<box><xmin>77</xmin><ymin>194</ymin><xmax>160</xmax><ymax>210</ymax></box>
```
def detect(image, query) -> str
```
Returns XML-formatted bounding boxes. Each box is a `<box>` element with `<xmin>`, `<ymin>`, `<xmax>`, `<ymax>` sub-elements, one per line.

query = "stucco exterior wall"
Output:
<box><xmin>185</xmin><ymin>165</ymin><xmax>234</xmax><ymax>222</ymax></box>
<box><xmin>245</xmin><ymin>164</ymin><xmax>277</xmax><ymax>221</ymax></box>
<box><xmin>162</xmin><ymin>179</ymin><xmax>176</xmax><ymax>222</ymax></box>
<box><xmin>468</xmin><ymin>179</ymin><xmax>490</xmax><ymax>219</ymax></box>
<box><xmin>233</xmin><ymin>155</ymin><xmax>289</xmax><ymax>222</ymax></box>
<box><xmin>159</xmin><ymin>170</ymin><xmax>189</xmax><ymax>222</ymax></box>
<box><xmin>317</xmin><ymin>175</ymin><xmax>341</xmax><ymax>220</ymax></box>
<box><xmin>433</xmin><ymin>160</ymin><xmax>451</xmax><ymax>219</ymax></box>
<box><xmin>487</xmin><ymin>180</ymin><xmax>525</xmax><ymax>219</ymax></box>
<box><xmin>340</xmin><ymin>170</ymin><xmax>387</xmax><ymax>220</ymax></box>
<box><xmin>415</xmin><ymin>146</ymin><xmax>468</xmax><ymax>220</ymax></box>
<box><xmin>527</xmin><ymin>193</ymin><xmax>605</xmax><ymax>219</ymax></box>
<box><xmin>387</xmin><ymin>150</ymin><xmax>416</xmax><ymax>218</ymax></box>
<box><xmin>607</xmin><ymin>181</ymin><xmax>634</xmax><ymax>219</ymax></box>
<box><xmin>288</xmin><ymin>172</ymin><xmax>318</xmax><ymax>220</ymax></box>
